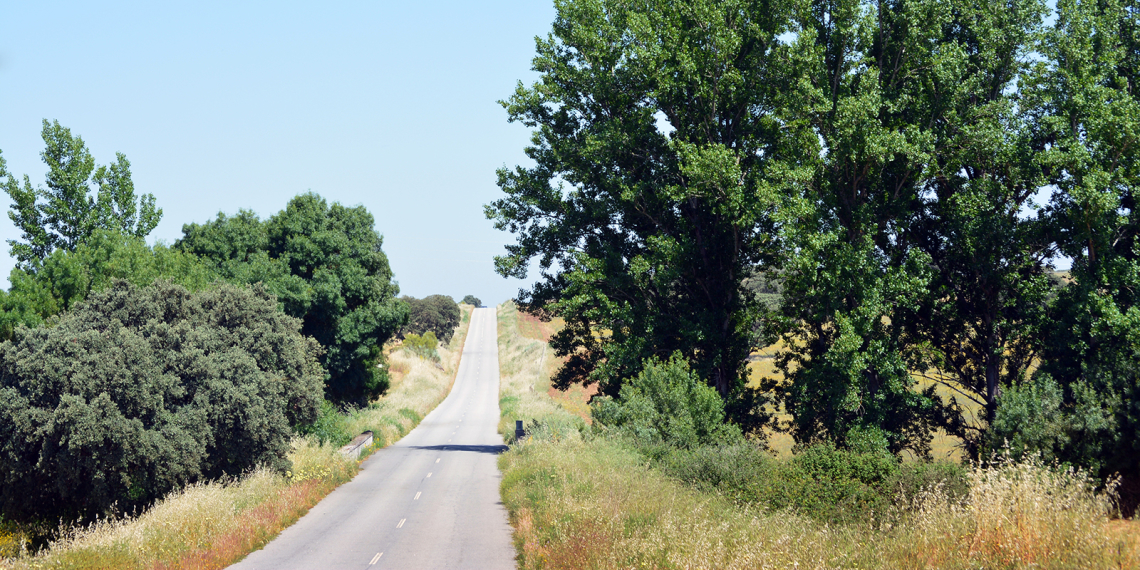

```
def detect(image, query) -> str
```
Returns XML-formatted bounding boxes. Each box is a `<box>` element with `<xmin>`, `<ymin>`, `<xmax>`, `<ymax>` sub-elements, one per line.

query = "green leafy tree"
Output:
<box><xmin>902</xmin><ymin>0</ymin><xmax>1052</xmax><ymax>458</ymax></box>
<box><xmin>460</xmin><ymin>295</ymin><xmax>482</xmax><ymax>307</ymax></box>
<box><xmin>0</xmin><ymin>280</ymin><xmax>324</xmax><ymax>522</ymax></box>
<box><xmin>999</xmin><ymin>0</ymin><xmax>1140</xmax><ymax>497</ymax></box>
<box><xmin>486</xmin><ymin>0</ymin><xmax>801</xmax><ymax>433</ymax></box>
<box><xmin>179</xmin><ymin>193</ymin><xmax>408</xmax><ymax>404</ymax></box>
<box><xmin>765</xmin><ymin>0</ymin><xmax>1049</xmax><ymax>456</ymax></box>
<box><xmin>3</xmin><ymin>120</ymin><xmax>161</xmax><ymax>270</ymax></box>
<box><xmin>0</xmin><ymin>230</ymin><xmax>212</xmax><ymax>340</ymax></box>
<box><xmin>402</xmin><ymin>294</ymin><xmax>461</xmax><ymax>344</ymax></box>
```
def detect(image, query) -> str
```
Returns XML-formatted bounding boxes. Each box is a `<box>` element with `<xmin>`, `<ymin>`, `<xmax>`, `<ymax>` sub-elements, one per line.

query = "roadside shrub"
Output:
<box><xmin>649</xmin><ymin>442</ymin><xmax>779</xmax><ymax>504</ymax></box>
<box><xmin>294</xmin><ymin>399</ymin><xmax>355</xmax><ymax>447</ymax></box>
<box><xmin>645</xmin><ymin>440</ymin><xmax>955</xmax><ymax>526</ymax></box>
<box><xmin>775</xmin><ymin>442</ymin><xmax>899</xmax><ymax>524</ymax></box>
<box><xmin>401</xmin><ymin>294</ymin><xmax>461</xmax><ymax>344</ymax></box>
<box><xmin>402</xmin><ymin>331</ymin><xmax>440</xmax><ymax>361</ymax></box>
<box><xmin>0</xmin><ymin>280</ymin><xmax>324</xmax><ymax>523</ymax></box>
<box><xmin>461</xmin><ymin>295</ymin><xmax>482</xmax><ymax>307</ymax></box>
<box><xmin>887</xmin><ymin>460</ymin><xmax>969</xmax><ymax>508</ymax></box>
<box><xmin>591</xmin><ymin>355</ymin><xmax>743</xmax><ymax>449</ymax></box>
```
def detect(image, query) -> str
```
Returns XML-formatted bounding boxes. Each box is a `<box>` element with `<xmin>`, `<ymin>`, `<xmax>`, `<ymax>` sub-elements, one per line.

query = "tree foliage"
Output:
<box><xmin>3</xmin><ymin>120</ymin><xmax>161</xmax><ymax>270</ymax></box>
<box><xmin>402</xmin><ymin>294</ymin><xmax>461</xmax><ymax>344</ymax></box>
<box><xmin>0</xmin><ymin>280</ymin><xmax>324</xmax><ymax>522</ymax></box>
<box><xmin>497</xmin><ymin>0</ymin><xmax>1140</xmax><ymax>472</ymax></box>
<box><xmin>1002</xmin><ymin>0</ymin><xmax>1140</xmax><ymax>487</ymax></box>
<box><xmin>486</xmin><ymin>0</ymin><xmax>799</xmax><ymax>435</ymax></box>
<box><xmin>760</xmin><ymin>0</ymin><xmax>1051</xmax><ymax>457</ymax></box>
<box><xmin>178</xmin><ymin>193</ymin><xmax>407</xmax><ymax>405</ymax></box>
<box><xmin>0</xmin><ymin>230</ymin><xmax>212</xmax><ymax>341</ymax></box>
<box><xmin>460</xmin><ymin>295</ymin><xmax>482</xmax><ymax>307</ymax></box>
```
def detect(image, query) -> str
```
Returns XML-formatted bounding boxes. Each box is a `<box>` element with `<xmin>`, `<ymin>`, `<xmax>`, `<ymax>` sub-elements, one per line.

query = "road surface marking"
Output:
<box><xmin>397</xmin><ymin>518</ymin><xmax>406</xmax><ymax>528</ymax></box>
<box><xmin>436</xmin><ymin>458</ymin><xmax>440</xmax><ymax>463</ymax></box>
<box><xmin>370</xmin><ymin>553</ymin><xmax>383</xmax><ymax>565</ymax></box>
<box><xmin>414</xmin><ymin>492</ymin><xmax>421</xmax><ymax>500</ymax></box>
<box><xmin>427</xmin><ymin>472</ymin><xmax>432</xmax><ymax>477</ymax></box>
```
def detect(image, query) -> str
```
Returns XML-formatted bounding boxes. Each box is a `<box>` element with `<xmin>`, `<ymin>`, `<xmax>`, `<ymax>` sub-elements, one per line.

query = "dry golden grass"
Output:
<box><xmin>0</xmin><ymin>306</ymin><xmax>474</xmax><ymax>570</ymax></box>
<box><xmin>501</xmin><ymin>438</ymin><xmax>1139</xmax><ymax>569</ymax></box>
<box><xmin>0</xmin><ymin>440</ymin><xmax>356</xmax><ymax>570</ymax></box>
<box><xmin>496</xmin><ymin>302</ymin><xmax>1138</xmax><ymax>569</ymax></box>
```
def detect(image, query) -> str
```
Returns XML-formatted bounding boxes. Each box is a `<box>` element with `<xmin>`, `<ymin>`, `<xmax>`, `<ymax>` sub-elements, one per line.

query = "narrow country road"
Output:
<box><xmin>229</xmin><ymin>308</ymin><xmax>516</xmax><ymax>570</ymax></box>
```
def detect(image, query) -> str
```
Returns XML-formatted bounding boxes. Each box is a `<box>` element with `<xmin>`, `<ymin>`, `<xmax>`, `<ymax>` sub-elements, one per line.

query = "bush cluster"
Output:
<box><xmin>644</xmin><ymin>441</ymin><xmax>967</xmax><ymax>526</ymax></box>
<box><xmin>591</xmin><ymin>356</ymin><xmax>742</xmax><ymax>449</ymax></box>
<box><xmin>0</xmin><ymin>280</ymin><xmax>324</xmax><ymax>522</ymax></box>
<box><xmin>401</xmin><ymin>331</ymin><xmax>440</xmax><ymax>362</ymax></box>
<box><xmin>587</xmin><ymin>354</ymin><xmax>967</xmax><ymax>526</ymax></box>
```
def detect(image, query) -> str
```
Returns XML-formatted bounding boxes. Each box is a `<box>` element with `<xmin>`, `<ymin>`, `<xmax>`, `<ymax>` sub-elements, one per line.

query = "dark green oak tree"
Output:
<box><xmin>402</xmin><ymin>294</ymin><xmax>461</xmax><ymax>344</ymax></box>
<box><xmin>179</xmin><ymin>193</ymin><xmax>407</xmax><ymax>405</ymax></box>
<box><xmin>3</xmin><ymin>120</ymin><xmax>161</xmax><ymax>270</ymax></box>
<box><xmin>0</xmin><ymin>280</ymin><xmax>324</xmax><ymax>522</ymax></box>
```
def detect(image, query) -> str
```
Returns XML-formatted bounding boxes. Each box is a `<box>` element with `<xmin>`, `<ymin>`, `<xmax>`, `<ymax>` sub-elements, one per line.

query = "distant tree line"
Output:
<box><xmin>488</xmin><ymin>0</ymin><xmax>1140</xmax><ymax>496</ymax></box>
<box><xmin>401</xmin><ymin>294</ymin><xmax>461</xmax><ymax>344</ymax></box>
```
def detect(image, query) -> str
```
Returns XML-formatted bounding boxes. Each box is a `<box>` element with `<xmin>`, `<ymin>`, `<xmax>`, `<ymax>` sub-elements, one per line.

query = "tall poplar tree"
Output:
<box><xmin>766</xmin><ymin>0</ymin><xmax>1048</xmax><ymax>456</ymax></box>
<box><xmin>3</xmin><ymin>120</ymin><xmax>161</xmax><ymax>270</ymax></box>
<box><xmin>486</xmin><ymin>0</ymin><xmax>804</xmax><ymax>431</ymax></box>
<box><xmin>995</xmin><ymin>0</ymin><xmax>1140</xmax><ymax>489</ymax></box>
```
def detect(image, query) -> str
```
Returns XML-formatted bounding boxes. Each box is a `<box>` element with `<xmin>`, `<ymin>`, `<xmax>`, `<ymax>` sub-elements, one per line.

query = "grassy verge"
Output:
<box><xmin>495</xmin><ymin>302</ymin><xmax>586</xmax><ymax>443</ymax></box>
<box><xmin>0</xmin><ymin>306</ymin><xmax>474</xmax><ymax>570</ymax></box>
<box><xmin>495</xmin><ymin>302</ymin><xmax>1140</xmax><ymax>569</ymax></box>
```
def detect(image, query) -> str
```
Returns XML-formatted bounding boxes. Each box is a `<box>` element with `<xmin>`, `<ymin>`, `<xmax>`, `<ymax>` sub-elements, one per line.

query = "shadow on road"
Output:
<box><xmin>410</xmin><ymin>444</ymin><xmax>509</xmax><ymax>455</ymax></box>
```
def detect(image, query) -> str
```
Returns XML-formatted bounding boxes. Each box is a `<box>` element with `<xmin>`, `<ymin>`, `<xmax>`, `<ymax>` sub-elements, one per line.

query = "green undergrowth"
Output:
<box><xmin>295</xmin><ymin>306</ymin><xmax>471</xmax><ymax>452</ymax></box>
<box><xmin>640</xmin><ymin>440</ymin><xmax>969</xmax><ymax>527</ymax></box>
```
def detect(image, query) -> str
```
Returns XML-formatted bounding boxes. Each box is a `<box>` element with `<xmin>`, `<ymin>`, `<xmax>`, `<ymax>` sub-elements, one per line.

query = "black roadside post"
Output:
<box><xmin>515</xmin><ymin>420</ymin><xmax>526</xmax><ymax>442</ymax></box>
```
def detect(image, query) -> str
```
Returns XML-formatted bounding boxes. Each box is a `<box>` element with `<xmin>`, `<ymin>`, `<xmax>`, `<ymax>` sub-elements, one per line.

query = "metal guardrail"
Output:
<box><xmin>338</xmin><ymin>431</ymin><xmax>374</xmax><ymax>459</ymax></box>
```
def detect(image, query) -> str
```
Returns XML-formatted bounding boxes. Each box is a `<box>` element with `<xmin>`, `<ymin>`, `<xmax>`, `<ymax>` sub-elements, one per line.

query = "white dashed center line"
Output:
<box><xmin>369</xmin><ymin>552</ymin><xmax>383</xmax><ymax>565</ymax></box>
<box><xmin>397</xmin><ymin>518</ymin><xmax>406</xmax><ymax>528</ymax></box>
<box><xmin>414</xmin><ymin>491</ymin><xmax>421</xmax><ymax>500</ymax></box>
<box><xmin>436</xmin><ymin>458</ymin><xmax>440</xmax><ymax>463</ymax></box>
<box><xmin>427</xmin><ymin>472</ymin><xmax>432</xmax><ymax>478</ymax></box>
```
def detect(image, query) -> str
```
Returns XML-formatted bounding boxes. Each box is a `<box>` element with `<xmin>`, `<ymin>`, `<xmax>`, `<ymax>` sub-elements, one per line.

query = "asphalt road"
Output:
<box><xmin>229</xmin><ymin>308</ymin><xmax>516</xmax><ymax>570</ymax></box>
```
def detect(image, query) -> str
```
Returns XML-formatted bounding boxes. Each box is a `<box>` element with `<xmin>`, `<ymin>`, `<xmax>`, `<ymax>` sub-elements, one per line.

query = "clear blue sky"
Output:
<box><xmin>0</xmin><ymin>1</ymin><xmax>555</xmax><ymax>304</ymax></box>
